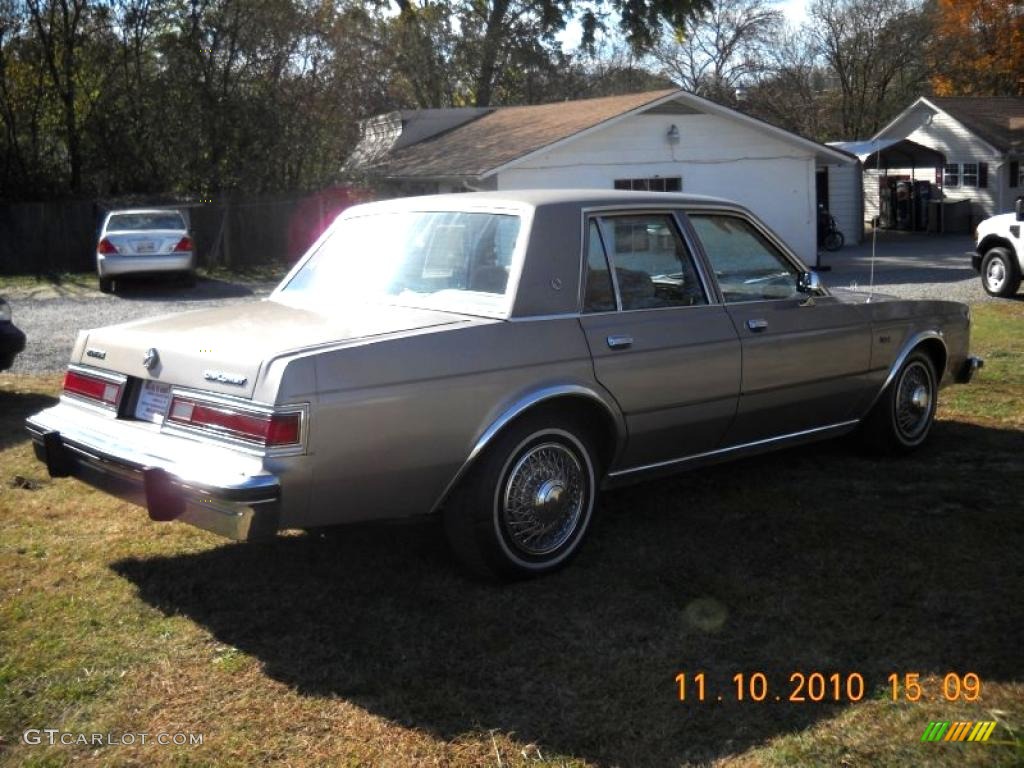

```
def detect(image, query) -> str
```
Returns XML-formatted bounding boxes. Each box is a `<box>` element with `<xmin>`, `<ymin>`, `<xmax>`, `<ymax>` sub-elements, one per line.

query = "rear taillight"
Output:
<box><xmin>167</xmin><ymin>395</ymin><xmax>302</xmax><ymax>447</ymax></box>
<box><xmin>63</xmin><ymin>369</ymin><xmax>122</xmax><ymax>406</ymax></box>
<box><xmin>173</xmin><ymin>236</ymin><xmax>193</xmax><ymax>252</ymax></box>
<box><xmin>97</xmin><ymin>238</ymin><xmax>118</xmax><ymax>254</ymax></box>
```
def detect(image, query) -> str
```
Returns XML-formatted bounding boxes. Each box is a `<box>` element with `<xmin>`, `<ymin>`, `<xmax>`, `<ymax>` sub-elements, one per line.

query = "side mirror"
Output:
<box><xmin>1016</xmin><ymin>197</ymin><xmax>1024</xmax><ymax>222</ymax></box>
<box><xmin>797</xmin><ymin>270</ymin><xmax>822</xmax><ymax>294</ymax></box>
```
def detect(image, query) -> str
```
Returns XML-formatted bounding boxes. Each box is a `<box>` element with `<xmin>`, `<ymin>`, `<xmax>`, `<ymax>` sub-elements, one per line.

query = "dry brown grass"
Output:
<box><xmin>1</xmin><ymin>304</ymin><xmax>1023</xmax><ymax>767</ymax></box>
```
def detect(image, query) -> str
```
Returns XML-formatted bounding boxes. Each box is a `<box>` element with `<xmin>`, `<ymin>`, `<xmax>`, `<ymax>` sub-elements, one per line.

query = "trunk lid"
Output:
<box><xmin>75</xmin><ymin>299</ymin><xmax>471</xmax><ymax>398</ymax></box>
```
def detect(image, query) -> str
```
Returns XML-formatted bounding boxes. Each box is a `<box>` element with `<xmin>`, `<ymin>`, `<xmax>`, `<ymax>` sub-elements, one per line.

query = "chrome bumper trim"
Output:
<box><xmin>26</xmin><ymin>406</ymin><xmax>280</xmax><ymax>541</ymax></box>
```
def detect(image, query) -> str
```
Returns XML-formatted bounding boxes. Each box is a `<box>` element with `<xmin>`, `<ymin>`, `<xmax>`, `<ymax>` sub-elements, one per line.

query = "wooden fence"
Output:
<box><xmin>0</xmin><ymin>191</ymin><xmax>361</xmax><ymax>275</ymax></box>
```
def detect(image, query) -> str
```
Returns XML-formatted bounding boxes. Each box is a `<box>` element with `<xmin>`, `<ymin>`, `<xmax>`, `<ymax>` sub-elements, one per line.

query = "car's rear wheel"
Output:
<box><xmin>981</xmin><ymin>247</ymin><xmax>1021</xmax><ymax>297</ymax></box>
<box><xmin>443</xmin><ymin>413</ymin><xmax>599</xmax><ymax>580</ymax></box>
<box><xmin>98</xmin><ymin>276</ymin><xmax>114</xmax><ymax>294</ymax></box>
<box><xmin>860</xmin><ymin>350</ymin><xmax>938</xmax><ymax>454</ymax></box>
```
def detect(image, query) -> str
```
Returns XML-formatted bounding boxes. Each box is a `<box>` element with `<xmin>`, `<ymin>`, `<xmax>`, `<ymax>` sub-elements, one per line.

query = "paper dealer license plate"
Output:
<box><xmin>135</xmin><ymin>380</ymin><xmax>171</xmax><ymax>423</ymax></box>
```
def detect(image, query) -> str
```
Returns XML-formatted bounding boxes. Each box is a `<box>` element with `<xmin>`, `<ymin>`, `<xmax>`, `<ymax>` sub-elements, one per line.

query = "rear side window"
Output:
<box><xmin>596</xmin><ymin>213</ymin><xmax>707</xmax><ymax>310</ymax></box>
<box><xmin>583</xmin><ymin>220</ymin><xmax>616</xmax><ymax>312</ymax></box>
<box><xmin>689</xmin><ymin>214</ymin><xmax>800</xmax><ymax>302</ymax></box>
<box><xmin>106</xmin><ymin>212</ymin><xmax>186</xmax><ymax>231</ymax></box>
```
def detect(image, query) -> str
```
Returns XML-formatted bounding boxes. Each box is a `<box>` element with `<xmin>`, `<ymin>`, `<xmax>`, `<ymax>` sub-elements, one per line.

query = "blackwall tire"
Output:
<box><xmin>981</xmin><ymin>247</ymin><xmax>1021</xmax><ymax>297</ymax></box>
<box><xmin>443</xmin><ymin>413</ymin><xmax>599</xmax><ymax>580</ymax></box>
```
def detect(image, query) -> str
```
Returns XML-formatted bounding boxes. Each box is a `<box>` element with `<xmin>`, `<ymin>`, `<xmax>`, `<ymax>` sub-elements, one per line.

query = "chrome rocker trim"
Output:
<box><xmin>607</xmin><ymin>419</ymin><xmax>861</xmax><ymax>482</ymax></box>
<box><xmin>25</xmin><ymin>405</ymin><xmax>280</xmax><ymax>541</ymax></box>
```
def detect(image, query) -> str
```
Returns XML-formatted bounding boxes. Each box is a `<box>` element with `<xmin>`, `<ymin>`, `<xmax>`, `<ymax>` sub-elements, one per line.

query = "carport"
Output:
<box><xmin>829</xmin><ymin>139</ymin><xmax>964</xmax><ymax>233</ymax></box>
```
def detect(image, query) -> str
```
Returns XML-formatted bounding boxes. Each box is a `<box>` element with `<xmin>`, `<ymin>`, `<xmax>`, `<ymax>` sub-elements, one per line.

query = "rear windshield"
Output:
<box><xmin>106</xmin><ymin>212</ymin><xmax>185</xmax><ymax>231</ymax></box>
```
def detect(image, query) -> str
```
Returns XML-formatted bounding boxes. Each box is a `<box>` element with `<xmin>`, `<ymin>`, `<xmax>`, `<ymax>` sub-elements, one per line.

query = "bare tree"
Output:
<box><xmin>651</xmin><ymin>0</ymin><xmax>783</xmax><ymax>103</ymax></box>
<box><xmin>807</xmin><ymin>0</ymin><xmax>932</xmax><ymax>138</ymax></box>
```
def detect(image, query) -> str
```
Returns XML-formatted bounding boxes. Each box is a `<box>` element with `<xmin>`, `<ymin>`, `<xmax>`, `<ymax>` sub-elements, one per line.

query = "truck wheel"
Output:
<box><xmin>98</xmin><ymin>276</ymin><xmax>114</xmax><ymax>294</ymax></box>
<box><xmin>860</xmin><ymin>350</ymin><xmax>938</xmax><ymax>455</ymax></box>
<box><xmin>981</xmin><ymin>247</ymin><xmax>1021</xmax><ymax>297</ymax></box>
<box><xmin>443</xmin><ymin>413</ymin><xmax>599</xmax><ymax>580</ymax></box>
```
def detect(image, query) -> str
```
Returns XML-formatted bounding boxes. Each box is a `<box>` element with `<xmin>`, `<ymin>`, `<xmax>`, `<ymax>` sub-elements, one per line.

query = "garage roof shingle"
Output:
<box><xmin>359</xmin><ymin>89</ymin><xmax>679</xmax><ymax>180</ymax></box>
<box><xmin>930</xmin><ymin>96</ymin><xmax>1024</xmax><ymax>153</ymax></box>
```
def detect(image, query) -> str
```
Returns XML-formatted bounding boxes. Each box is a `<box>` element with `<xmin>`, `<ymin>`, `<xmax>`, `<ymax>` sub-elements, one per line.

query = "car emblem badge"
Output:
<box><xmin>143</xmin><ymin>347</ymin><xmax>160</xmax><ymax>370</ymax></box>
<box><xmin>85</xmin><ymin>347</ymin><xmax>107</xmax><ymax>360</ymax></box>
<box><xmin>204</xmin><ymin>370</ymin><xmax>248</xmax><ymax>386</ymax></box>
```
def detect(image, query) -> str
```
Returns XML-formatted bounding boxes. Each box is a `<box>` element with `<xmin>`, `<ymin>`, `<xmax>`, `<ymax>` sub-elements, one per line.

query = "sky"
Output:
<box><xmin>777</xmin><ymin>0</ymin><xmax>809</xmax><ymax>26</ymax></box>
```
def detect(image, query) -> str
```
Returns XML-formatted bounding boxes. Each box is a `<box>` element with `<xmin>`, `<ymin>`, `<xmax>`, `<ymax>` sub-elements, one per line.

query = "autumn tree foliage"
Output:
<box><xmin>931</xmin><ymin>0</ymin><xmax>1024</xmax><ymax>96</ymax></box>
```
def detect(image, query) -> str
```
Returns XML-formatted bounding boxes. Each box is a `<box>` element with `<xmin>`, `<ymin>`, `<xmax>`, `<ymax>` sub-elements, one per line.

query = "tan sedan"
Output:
<box><xmin>27</xmin><ymin>190</ymin><xmax>982</xmax><ymax>578</ymax></box>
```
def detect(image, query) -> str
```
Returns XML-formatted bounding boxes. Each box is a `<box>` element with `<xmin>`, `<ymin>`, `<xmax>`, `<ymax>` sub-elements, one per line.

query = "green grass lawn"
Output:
<box><xmin>1</xmin><ymin>304</ymin><xmax>1022</xmax><ymax>767</ymax></box>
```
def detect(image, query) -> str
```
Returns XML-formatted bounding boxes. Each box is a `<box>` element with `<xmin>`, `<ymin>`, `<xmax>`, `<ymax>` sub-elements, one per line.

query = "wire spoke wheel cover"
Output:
<box><xmin>893</xmin><ymin>360</ymin><xmax>934</xmax><ymax>442</ymax></box>
<box><xmin>497</xmin><ymin>432</ymin><xmax>591</xmax><ymax>560</ymax></box>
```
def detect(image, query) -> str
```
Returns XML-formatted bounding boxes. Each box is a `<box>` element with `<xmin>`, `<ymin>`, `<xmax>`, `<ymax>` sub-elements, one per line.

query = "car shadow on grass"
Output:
<box><xmin>112</xmin><ymin>420</ymin><xmax>1024</xmax><ymax>766</ymax></box>
<box><xmin>0</xmin><ymin>389</ymin><xmax>57</xmax><ymax>452</ymax></box>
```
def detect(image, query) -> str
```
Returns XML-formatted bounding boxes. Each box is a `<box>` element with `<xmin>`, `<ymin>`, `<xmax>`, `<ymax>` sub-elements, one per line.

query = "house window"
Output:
<box><xmin>613</xmin><ymin>177</ymin><xmax>682</xmax><ymax>193</ymax></box>
<box><xmin>943</xmin><ymin>164</ymin><xmax>960</xmax><ymax>188</ymax></box>
<box><xmin>962</xmin><ymin>163</ymin><xmax>979</xmax><ymax>188</ymax></box>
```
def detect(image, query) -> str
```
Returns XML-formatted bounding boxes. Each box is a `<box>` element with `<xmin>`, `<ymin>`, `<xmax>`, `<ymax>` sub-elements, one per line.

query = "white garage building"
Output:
<box><xmin>346</xmin><ymin>89</ymin><xmax>857</xmax><ymax>265</ymax></box>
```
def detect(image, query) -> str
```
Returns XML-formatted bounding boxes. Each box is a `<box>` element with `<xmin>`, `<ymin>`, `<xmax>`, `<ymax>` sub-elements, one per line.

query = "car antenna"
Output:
<box><xmin>868</xmin><ymin>139</ymin><xmax>880</xmax><ymax>302</ymax></box>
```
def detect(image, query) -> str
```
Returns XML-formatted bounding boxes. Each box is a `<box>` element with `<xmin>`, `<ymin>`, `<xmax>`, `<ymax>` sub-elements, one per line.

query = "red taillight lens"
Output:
<box><xmin>168</xmin><ymin>396</ymin><xmax>301</xmax><ymax>447</ymax></box>
<box><xmin>173</xmin><ymin>236</ymin><xmax>193</xmax><ymax>252</ymax></box>
<box><xmin>97</xmin><ymin>238</ymin><xmax>118</xmax><ymax>254</ymax></box>
<box><xmin>63</xmin><ymin>369</ymin><xmax>122</xmax><ymax>406</ymax></box>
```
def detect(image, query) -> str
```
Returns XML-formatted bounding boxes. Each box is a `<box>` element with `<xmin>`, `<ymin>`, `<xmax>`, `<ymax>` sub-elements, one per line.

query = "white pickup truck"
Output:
<box><xmin>972</xmin><ymin>200</ymin><xmax>1024</xmax><ymax>297</ymax></box>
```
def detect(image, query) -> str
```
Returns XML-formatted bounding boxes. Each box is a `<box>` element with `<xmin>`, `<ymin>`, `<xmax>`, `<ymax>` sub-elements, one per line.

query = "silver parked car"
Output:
<box><xmin>28</xmin><ymin>191</ymin><xmax>982</xmax><ymax>578</ymax></box>
<box><xmin>96</xmin><ymin>209</ymin><xmax>196</xmax><ymax>293</ymax></box>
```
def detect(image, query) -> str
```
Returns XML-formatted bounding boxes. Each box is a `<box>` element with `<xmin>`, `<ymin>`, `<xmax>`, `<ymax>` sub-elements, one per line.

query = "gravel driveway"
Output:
<box><xmin>815</xmin><ymin>230</ymin><xmax>988</xmax><ymax>303</ymax></box>
<box><xmin>0</xmin><ymin>231</ymin><xmax>997</xmax><ymax>375</ymax></box>
<box><xmin>4</xmin><ymin>276</ymin><xmax>277</xmax><ymax>374</ymax></box>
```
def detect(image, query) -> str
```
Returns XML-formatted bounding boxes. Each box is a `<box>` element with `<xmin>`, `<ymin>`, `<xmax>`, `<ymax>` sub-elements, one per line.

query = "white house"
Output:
<box><xmin>346</xmin><ymin>90</ymin><xmax>857</xmax><ymax>265</ymax></box>
<box><xmin>868</xmin><ymin>96</ymin><xmax>1024</xmax><ymax>224</ymax></box>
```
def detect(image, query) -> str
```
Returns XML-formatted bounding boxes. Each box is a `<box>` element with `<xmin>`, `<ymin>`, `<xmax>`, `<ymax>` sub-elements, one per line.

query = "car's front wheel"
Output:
<box><xmin>981</xmin><ymin>247</ymin><xmax>1021</xmax><ymax>297</ymax></box>
<box><xmin>860</xmin><ymin>350</ymin><xmax>938</xmax><ymax>454</ymax></box>
<box><xmin>443</xmin><ymin>413</ymin><xmax>599</xmax><ymax>579</ymax></box>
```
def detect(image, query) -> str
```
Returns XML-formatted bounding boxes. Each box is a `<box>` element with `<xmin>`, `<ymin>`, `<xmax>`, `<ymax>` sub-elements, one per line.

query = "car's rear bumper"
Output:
<box><xmin>97</xmin><ymin>252</ymin><xmax>194</xmax><ymax>277</ymax></box>
<box><xmin>0</xmin><ymin>321</ymin><xmax>26</xmax><ymax>370</ymax></box>
<box><xmin>25</xmin><ymin>402</ymin><xmax>280</xmax><ymax>540</ymax></box>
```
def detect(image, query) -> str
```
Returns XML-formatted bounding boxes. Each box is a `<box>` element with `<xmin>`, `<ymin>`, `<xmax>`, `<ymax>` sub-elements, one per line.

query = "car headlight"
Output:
<box><xmin>0</xmin><ymin>299</ymin><xmax>11</xmax><ymax>323</ymax></box>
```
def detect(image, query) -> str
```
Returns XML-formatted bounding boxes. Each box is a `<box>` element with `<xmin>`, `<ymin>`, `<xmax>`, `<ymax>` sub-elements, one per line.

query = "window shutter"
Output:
<box><xmin>979</xmin><ymin>162</ymin><xmax>988</xmax><ymax>188</ymax></box>
<box><xmin>1011</xmin><ymin>161</ymin><xmax>1019</xmax><ymax>189</ymax></box>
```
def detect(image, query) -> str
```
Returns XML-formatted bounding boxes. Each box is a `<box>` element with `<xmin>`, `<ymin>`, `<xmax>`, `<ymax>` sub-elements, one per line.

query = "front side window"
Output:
<box><xmin>943</xmin><ymin>164</ymin><xmax>960</xmax><ymax>188</ymax></box>
<box><xmin>279</xmin><ymin>211</ymin><xmax>521</xmax><ymax>316</ymax></box>
<box><xmin>596</xmin><ymin>213</ymin><xmax>707</xmax><ymax>310</ymax></box>
<box><xmin>689</xmin><ymin>214</ymin><xmax>801</xmax><ymax>302</ymax></box>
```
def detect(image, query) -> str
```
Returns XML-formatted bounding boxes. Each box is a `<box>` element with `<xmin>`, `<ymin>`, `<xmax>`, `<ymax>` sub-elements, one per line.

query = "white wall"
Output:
<box><xmin>826</xmin><ymin>163</ymin><xmax>862</xmax><ymax>243</ymax></box>
<box><xmin>495</xmin><ymin>112</ymin><xmax>823</xmax><ymax>264</ymax></box>
<box><xmin>877</xmin><ymin>103</ymin><xmax>1003</xmax><ymax>219</ymax></box>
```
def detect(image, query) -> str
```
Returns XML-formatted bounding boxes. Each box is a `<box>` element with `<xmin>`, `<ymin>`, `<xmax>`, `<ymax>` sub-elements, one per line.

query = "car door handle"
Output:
<box><xmin>606</xmin><ymin>334</ymin><xmax>633</xmax><ymax>350</ymax></box>
<box><xmin>746</xmin><ymin>318</ymin><xmax>769</xmax><ymax>331</ymax></box>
